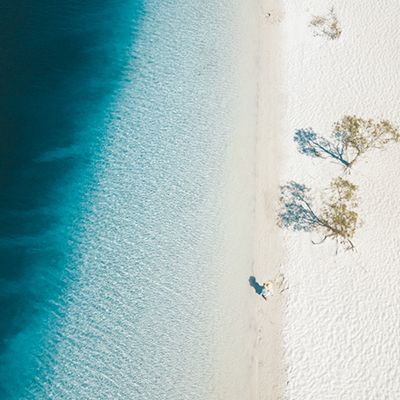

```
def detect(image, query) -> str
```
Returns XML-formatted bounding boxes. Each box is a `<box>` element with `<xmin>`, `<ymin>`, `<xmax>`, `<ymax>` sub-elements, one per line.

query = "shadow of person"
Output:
<box><xmin>248</xmin><ymin>276</ymin><xmax>263</xmax><ymax>295</ymax></box>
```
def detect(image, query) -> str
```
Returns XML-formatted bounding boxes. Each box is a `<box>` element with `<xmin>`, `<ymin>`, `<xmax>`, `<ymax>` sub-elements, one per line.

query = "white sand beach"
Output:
<box><xmin>254</xmin><ymin>0</ymin><xmax>400</xmax><ymax>398</ymax></box>
<box><xmin>251</xmin><ymin>1</ymin><xmax>286</xmax><ymax>399</ymax></box>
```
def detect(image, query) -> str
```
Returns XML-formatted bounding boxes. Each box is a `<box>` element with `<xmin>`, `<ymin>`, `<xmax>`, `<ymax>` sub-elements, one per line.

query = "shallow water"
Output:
<box><xmin>0</xmin><ymin>1</ymin><xmax>257</xmax><ymax>398</ymax></box>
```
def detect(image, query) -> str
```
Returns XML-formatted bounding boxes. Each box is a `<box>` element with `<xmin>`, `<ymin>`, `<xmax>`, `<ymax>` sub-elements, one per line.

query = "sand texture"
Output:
<box><xmin>249</xmin><ymin>1</ymin><xmax>287</xmax><ymax>399</ymax></box>
<box><xmin>276</xmin><ymin>1</ymin><xmax>400</xmax><ymax>398</ymax></box>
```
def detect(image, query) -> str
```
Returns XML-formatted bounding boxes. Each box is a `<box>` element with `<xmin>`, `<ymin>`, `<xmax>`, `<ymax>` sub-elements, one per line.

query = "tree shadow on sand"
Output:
<box><xmin>248</xmin><ymin>276</ymin><xmax>263</xmax><ymax>295</ymax></box>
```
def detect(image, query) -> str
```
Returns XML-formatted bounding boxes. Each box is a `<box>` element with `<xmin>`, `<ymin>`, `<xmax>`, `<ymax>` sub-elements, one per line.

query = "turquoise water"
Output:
<box><xmin>0</xmin><ymin>0</ymin><xmax>256</xmax><ymax>398</ymax></box>
<box><xmin>0</xmin><ymin>1</ymin><xmax>144</xmax><ymax>397</ymax></box>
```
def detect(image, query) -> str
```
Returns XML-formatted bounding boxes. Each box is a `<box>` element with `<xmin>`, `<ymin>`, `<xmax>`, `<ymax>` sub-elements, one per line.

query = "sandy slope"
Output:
<box><xmin>252</xmin><ymin>0</ymin><xmax>286</xmax><ymax>398</ymax></box>
<box><xmin>277</xmin><ymin>1</ymin><xmax>400</xmax><ymax>398</ymax></box>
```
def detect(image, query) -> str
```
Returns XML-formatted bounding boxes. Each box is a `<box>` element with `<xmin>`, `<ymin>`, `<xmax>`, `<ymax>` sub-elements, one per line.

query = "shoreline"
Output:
<box><xmin>205</xmin><ymin>1</ymin><xmax>287</xmax><ymax>397</ymax></box>
<box><xmin>252</xmin><ymin>1</ymin><xmax>286</xmax><ymax>398</ymax></box>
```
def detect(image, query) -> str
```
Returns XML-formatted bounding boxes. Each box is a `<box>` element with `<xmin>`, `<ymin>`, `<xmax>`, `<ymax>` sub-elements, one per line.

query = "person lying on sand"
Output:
<box><xmin>261</xmin><ymin>281</ymin><xmax>273</xmax><ymax>302</ymax></box>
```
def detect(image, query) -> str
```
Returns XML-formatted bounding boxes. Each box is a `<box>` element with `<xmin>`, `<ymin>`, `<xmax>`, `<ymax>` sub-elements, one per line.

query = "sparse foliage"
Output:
<box><xmin>334</xmin><ymin>116</ymin><xmax>400</xmax><ymax>165</ymax></box>
<box><xmin>294</xmin><ymin>116</ymin><xmax>400</xmax><ymax>168</ymax></box>
<box><xmin>278</xmin><ymin>177</ymin><xmax>359</xmax><ymax>250</ymax></box>
<box><xmin>310</xmin><ymin>8</ymin><xmax>341</xmax><ymax>40</ymax></box>
<box><xmin>319</xmin><ymin>177</ymin><xmax>358</xmax><ymax>249</ymax></box>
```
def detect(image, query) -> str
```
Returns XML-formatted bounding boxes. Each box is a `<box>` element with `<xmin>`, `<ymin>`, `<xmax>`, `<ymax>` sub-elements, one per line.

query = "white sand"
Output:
<box><xmin>251</xmin><ymin>1</ymin><xmax>286</xmax><ymax>399</ymax></box>
<box><xmin>271</xmin><ymin>1</ymin><xmax>400</xmax><ymax>398</ymax></box>
<box><xmin>190</xmin><ymin>1</ymin><xmax>400</xmax><ymax>398</ymax></box>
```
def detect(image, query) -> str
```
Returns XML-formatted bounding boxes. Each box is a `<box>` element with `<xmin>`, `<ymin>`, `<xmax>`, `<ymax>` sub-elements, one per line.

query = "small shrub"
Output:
<box><xmin>278</xmin><ymin>177</ymin><xmax>359</xmax><ymax>250</ymax></box>
<box><xmin>294</xmin><ymin>116</ymin><xmax>400</xmax><ymax>168</ymax></box>
<box><xmin>310</xmin><ymin>8</ymin><xmax>342</xmax><ymax>40</ymax></box>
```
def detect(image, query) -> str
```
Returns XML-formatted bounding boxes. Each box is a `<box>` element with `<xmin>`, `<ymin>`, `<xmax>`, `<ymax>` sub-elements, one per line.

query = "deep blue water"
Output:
<box><xmin>0</xmin><ymin>1</ymin><xmax>143</xmax><ymax>396</ymax></box>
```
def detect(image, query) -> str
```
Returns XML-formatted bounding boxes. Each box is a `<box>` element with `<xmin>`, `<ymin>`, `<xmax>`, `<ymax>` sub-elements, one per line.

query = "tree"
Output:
<box><xmin>309</xmin><ymin>7</ymin><xmax>342</xmax><ymax>40</ymax></box>
<box><xmin>318</xmin><ymin>177</ymin><xmax>358</xmax><ymax>249</ymax></box>
<box><xmin>278</xmin><ymin>177</ymin><xmax>359</xmax><ymax>250</ymax></box>
<box><xmin>294</xmin><ymin>115</ymin><xmax>400</xmax><ymax>168</ymax></box>
<box><xmin>334</xmin><ymin>116</ymin><xmax>400</xmax><ymax>166</ymax></box>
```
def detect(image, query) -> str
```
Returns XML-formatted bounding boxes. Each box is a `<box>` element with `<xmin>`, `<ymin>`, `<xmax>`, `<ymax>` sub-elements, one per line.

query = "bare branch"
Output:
<box><xmin>294</xmin><ymin>116</ymin><xmax>400</xmax><ymax>169</ymax></box>
<box><xmin>278</xmin><ymin>178</ymin><xmax>359</xmax><ymax>250</ymax></box>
